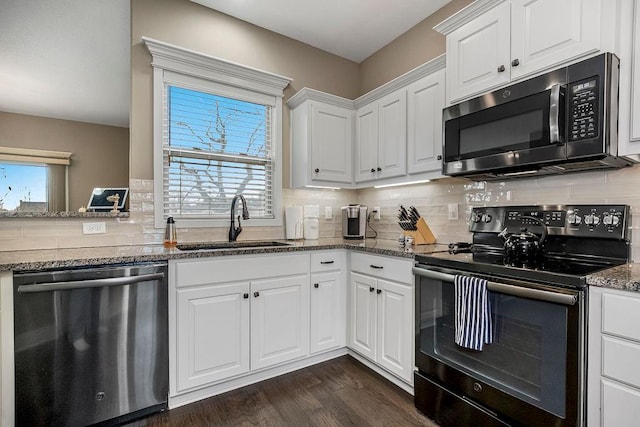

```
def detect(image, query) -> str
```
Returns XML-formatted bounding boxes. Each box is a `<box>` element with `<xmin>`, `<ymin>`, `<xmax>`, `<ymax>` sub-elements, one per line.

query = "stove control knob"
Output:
<box><xmin>603</xmin><ymin>214</ymin><xmax>620</xmax><ymax>226</ymax></box>
<box><xmin>481</xmin><ymin>214</ymin><xmax>492</xmax><ymax>223</ymax></box>
<box><xmin>584</xmin><ymin>214</ymin><xmax>599</xmax><ymax>226</ymax></box>
<box><xmin>471</xmin><ymin>212</ymin><xmax>481</xmax><ymax>223</ymax></box>
<box><xmin>567</xmin><ymin>213</ymin><xmax>581</xmax><ymax>225</ymax></box>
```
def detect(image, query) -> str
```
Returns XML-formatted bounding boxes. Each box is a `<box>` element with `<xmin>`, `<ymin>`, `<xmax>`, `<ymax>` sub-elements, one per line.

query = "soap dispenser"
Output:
<box><xmin>163</xmin><ymin>216</ymin><xmax>177</xmax><ymax>248</ymax></box>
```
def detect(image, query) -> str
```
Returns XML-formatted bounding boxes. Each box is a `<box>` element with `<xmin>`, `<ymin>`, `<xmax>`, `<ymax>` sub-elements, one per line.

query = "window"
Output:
<box><xmin>0</xmin><ymin>147</ymin><xmax>72</xmax><ymax>212</ymax></box>
<box><xmin>145</xmin><ymin>38</ymin><xmax>292</xmax><ymax>228</ymax></box>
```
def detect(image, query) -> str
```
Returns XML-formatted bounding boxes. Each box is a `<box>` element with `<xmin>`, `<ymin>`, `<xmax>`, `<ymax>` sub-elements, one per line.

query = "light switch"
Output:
<box><xmin>324</xmin><ymin>206</ymin><xmax>332</xmax><ymax>219</ymax></box>
<box><xmin>448</xmin><ymin>204</ymin><xmax>458</xmax><ymax>220</ymax></box>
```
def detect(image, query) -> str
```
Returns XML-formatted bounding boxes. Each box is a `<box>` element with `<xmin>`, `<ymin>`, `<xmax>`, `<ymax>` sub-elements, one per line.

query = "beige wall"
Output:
<box><xmin>358</xmin><ymin>0</ymin><xmax>473</xmax><ymax>95</ymax></box>
<box><xmin>130</xmin><ymin>0</ymin><xmax>361</xmax><ymax>182</ymax></box>
<box><xmin>0</xmin><ymin>111</ymin><xmax>129</xmax><ymax>211</ymax></box>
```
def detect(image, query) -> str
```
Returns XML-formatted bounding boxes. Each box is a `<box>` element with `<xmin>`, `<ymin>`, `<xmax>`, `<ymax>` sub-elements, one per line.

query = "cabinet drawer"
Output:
<box><xmin>310</xmin><ymin>250</ymin><xmax>343</xmax><ymax>272</ymax></box>
<box><xmin>350</xmin><ymin>252</ymin><xmax>413</xmax><ymax>284</ymax></box>
<box><xmin>173</xmin><ymin>253</ymin><xmax>309</xmax><ymax>288</ymax></box>
<box><xmin>602</xmin><ymin>292</ymin><xmax>640</xmax><ymax>341</ymax></box>
<box><xmin>602</xmin><ymin>336</ymin><xmax>640</xmax><ymax>388</ymax></box>
<box><xmin>602</xmin><ymin>378</ymin><xmax>640</xmax><ymax>427</ymax></box>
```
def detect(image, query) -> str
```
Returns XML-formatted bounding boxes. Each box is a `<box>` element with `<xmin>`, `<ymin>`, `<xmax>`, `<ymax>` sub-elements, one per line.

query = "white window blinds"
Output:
<box><xmin>162</xmin><ymin>85</ymin><xmax>274</xmax><ymax>219</ymax></box>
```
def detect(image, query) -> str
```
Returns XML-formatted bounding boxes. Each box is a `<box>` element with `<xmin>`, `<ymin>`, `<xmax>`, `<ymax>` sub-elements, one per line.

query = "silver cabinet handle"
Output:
<box><xmin>412</xmin><ymin>267</ymin><xmax>577</xmax><ymax>306</ymax></box>
<box><xmin>17</xmin><ymin>272</ymin><xmax>165</xmax><ymax>293</ymax></box>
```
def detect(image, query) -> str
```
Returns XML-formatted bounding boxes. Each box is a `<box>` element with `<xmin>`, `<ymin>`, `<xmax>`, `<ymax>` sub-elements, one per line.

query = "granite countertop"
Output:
<box><xmin>0</xmin><ymin>238</ymin><xmax>450</xmax><ymax>272</ymax></box>
<box><xmin>586</xmin><ymin>263</ymin><xmax>640</xmax><ymax>292</ymax></box>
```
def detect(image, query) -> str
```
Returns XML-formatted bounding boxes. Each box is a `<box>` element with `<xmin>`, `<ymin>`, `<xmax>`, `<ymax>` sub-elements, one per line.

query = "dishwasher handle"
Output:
<box><xmin>17</xmin><ymin>272</ymin><xmax>165</xmax><ymax>293</ymax></box>
<box><xmin>412</xmin><ymin>267</ymin><xmax>577</xmax><ymax>306</ymax></box>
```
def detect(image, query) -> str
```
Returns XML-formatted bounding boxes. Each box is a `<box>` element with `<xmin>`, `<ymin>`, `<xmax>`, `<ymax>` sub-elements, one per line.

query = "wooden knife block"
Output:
<box><xmin>403</xmin><ymin>217</ymin><xmax>436</xmax><ymax>245</ymax></box>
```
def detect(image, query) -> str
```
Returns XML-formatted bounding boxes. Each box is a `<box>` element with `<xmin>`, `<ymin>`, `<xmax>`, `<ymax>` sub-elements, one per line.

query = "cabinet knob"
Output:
<box><xmin>254</xmin><ymin>291</ymin><xmax>260</xmax><ymax>298</ymax></box>
<box><xmin>369</xmin><ymin>287</ymin><xmax>375</xmax><ymax>292</ymax></box>
<box><xmin>377</xmin><ymin>167</ymin><xmax>382</xmax><ymax>172</ymax></box>
<box><xmin>314</xmin><ymin>168</ymin><xmax>320</xmax><ymax>173</ymax></box>
<box><xmin>371</xmin><ymin>168</ymin><xmax>376</xmax><ymax>173</ymax></box>
<box><xmin>314</xmin><ymin>283</ymin><xmax>319</xmax><ymax>288</ymax></box>
<box><xmin>511</xmin><ymin>58</ymin><xmax>520</xmax><ymax>67</ymax></box>
<box><xmin>497</xmin><ymin>65</ymin><xmax>506</xmax><ymax>73</ymax></box>
<box><xmin>376</xmin><ymin>289</ymin><xmax>382</xmax><ymax>295</ymax></box>
<box><xmin>243</xmin><ymin>293</ymin><xmax>249</xmax><ymax>299</ymax></box>
<box><xmin>437</xmin><ymin>155</ymin><xmax>442</xmax><ymax>160</ymax></box>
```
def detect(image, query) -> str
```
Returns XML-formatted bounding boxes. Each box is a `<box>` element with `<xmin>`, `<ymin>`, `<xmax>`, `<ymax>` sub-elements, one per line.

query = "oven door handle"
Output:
<box><xmin>412</xmin><ymin>267</ymin><xmax>577</xmax><ymax>306</ymax></box>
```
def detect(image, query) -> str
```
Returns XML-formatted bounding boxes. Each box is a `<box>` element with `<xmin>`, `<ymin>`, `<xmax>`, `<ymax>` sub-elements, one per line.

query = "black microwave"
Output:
<box><xmin>442</xmin><ymin>53</ymin><xmax>634</xmax><ymax>180</ymax></box>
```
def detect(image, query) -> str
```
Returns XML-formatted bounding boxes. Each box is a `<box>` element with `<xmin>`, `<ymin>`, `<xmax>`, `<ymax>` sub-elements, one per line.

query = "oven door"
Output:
<box><xmin>443</xmin><ymin>85</ymin><xmax>566</xmax><ymax>176</ymax></box>
<box><xmin>413</xmin><ymin>264</ymin><xmax>584</xmax><ymax>427</ymax></box>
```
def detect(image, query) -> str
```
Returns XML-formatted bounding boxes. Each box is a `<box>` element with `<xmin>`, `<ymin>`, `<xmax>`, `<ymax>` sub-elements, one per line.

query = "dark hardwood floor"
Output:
<box><xmin>126</xmin><ymin>355</ymin><xmax>438</xmax><ymax>426</ymax></box>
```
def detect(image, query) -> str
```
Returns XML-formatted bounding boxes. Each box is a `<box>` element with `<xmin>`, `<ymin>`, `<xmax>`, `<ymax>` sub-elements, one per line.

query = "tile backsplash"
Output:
<box><xmin>1</xmin><ymin>165</ymin><xmax>639</xmax><ymax>261</ymax></box>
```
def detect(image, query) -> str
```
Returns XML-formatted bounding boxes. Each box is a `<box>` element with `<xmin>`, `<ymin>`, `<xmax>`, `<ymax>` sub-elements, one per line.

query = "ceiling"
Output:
<box><xmin>0</xmin><ymin>0</ymin><xmax>130</xmax><ymax>128</ymax></box>
<box><xmin>193</xmin><ymin>0</ymin><xmax>451</xmax><ymax>63</ymax></box>
<box><xmin>0</xmin><ymin>0</ymin><xmax>450</xmax><ymax>129</ymax></box>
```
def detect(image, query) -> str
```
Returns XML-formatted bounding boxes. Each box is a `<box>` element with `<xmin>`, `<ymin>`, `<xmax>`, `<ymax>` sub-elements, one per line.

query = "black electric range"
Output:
<box><xmin>415</xmin><ymin>204</ymin><xmax>631</xmax><ymax>288</ymax></box>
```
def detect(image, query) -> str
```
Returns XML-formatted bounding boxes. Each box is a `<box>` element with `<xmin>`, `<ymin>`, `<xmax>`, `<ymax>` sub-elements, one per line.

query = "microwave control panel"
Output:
<box><xmin>568</xmin><ymin>78</ymin><xmax>599</xmax><ymax>142</ymax></box>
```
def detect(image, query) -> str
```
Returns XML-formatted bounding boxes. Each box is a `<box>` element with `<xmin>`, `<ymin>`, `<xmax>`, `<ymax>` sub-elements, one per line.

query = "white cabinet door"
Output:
<box><xmin>601</xmin><ymin>379</ymin><xmax>640</xmax><ymax>427</ymax></box>
<box><xmin>447</xmin><ymin>1</ymin><xmax>511</xmax><ymax>103</ymax></box>
<box><xmin>376</xmin><ymin>279</ymin><xmax>413</xmax><ymax>383</ymax></box>
<box><xmin>309</xmin><ymin>271</ymin><xmax>345</xmax><ymax>354</ymax></box>
<box><xmin>355</xmin><ymin>103</ymin><xmax>379</xmax><ymax>183</ymax></box>
<box><xmin>176</xmin><ymin>282</ymin><xmax>250</xmax><ymax>392</ymax></box>
<box><xmin>407</xmin><ymin>69</ymin><xmax>445</xmax><ymax>175</ymax></box>
<box><xmin>251</xmin><ymin>275</ymin><xmax>309</xmax><ymax>370</ymax></box>
<box><xmin>510</xmin><ymin>0</ymin><xmax>600</xmax><ymax>80</ymax></box>
<box><xmin>377</xmin><ymin>90</ymin><xmax>407</xmax><ymax>179</ymax></box>
<box><xmin>310</xmin><ymin>102</ymin><xmax>353</xmax><ymax>184</ymax></box>
<box><xmin>349</xmin><ymin>272</ymin><xmax>377</xmax><ymax>361</ymax></box>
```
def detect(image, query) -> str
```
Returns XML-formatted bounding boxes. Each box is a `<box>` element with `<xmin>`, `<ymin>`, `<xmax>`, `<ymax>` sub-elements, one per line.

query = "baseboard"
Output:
<box><xmin>169</xmin><ymin>347</ymin><xmax>348</xmax><ymax>409</ymax></box>
<box><xmin>347</xmin><ymin>349</ymin><xmax>414</xmax><ymax>395</ymax></box>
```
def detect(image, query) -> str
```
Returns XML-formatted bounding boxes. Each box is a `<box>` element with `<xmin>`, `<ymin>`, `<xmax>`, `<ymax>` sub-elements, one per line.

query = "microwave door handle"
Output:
<box><xmin>549</xmin><ymin>84</ymin><xmax>562</xmax><ymax>144</ymax></box>
<box><xmin>412</xmin><ymin>267</ymin><xmax>577</xmax><ymax>306</ymax></box>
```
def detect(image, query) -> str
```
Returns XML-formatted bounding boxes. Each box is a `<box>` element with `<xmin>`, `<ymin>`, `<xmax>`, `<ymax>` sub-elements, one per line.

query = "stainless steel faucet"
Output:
<box><xmin>229</xmin><ymin>194</ymin><xmax>250</xmax><ymax>242</ymax></box>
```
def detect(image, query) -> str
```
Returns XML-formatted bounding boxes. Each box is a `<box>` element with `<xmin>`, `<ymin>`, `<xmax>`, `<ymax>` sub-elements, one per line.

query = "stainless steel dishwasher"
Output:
<box><xmin>13</xmin><ymin>262</ymin><xmax>168</xmax><ymax>427</ymax></box>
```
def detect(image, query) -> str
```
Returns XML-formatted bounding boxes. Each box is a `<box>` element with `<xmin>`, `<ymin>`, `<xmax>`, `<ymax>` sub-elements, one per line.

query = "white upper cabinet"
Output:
<box><xmin>355</xmin><ymin>89</ymin><xmax>407</xmax><ymax>183</ymax></box>
<box><xmin>288</xmin><ymin>89</ymin><xmax>354</xmax><ymax>188</ymax></box>
<box><xmin>618</xmin><ymin>0</ymin><xmax>640</xmax><ymax>158</ymax></box>
<box><xmin>510</xmin><ymin>0</ymin><xmax>600</xmax><ymax>80</ymax></box>
<box><xmin>406</xmin><ymin>68</ymin><xmax>446</xmax><ymax>175</ymax></box>
<box><xmin>446</xmin><ymin>1</ymin><xmax>511</xmax><ymax>103</ymax></box>
<box><xmin>438</xmin><ymin>0</ymin><xmax>610</xmax><ymax>104</ymax></box>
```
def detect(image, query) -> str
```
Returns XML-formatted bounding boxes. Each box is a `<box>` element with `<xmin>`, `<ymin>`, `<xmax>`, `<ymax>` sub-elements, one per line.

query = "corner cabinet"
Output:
<box><xmin>348</xmin><ymin>252</ymin><xmax>414</xmax><ymax>384</ymax></box>
<box><xmin>288</xmin><ymin>54</ymin><xmax>447</xmax><ymax>189</ymax></box>
<box><xmin>437</xmin><ymin>0</ymin><xmax>618</xmax><ymax>104</ymax></box>
<box><xmin>288</xmin><ymin>88</ymin><xmax>354</xmax><ymax>188</ymax></box>
<box><xmin>588</xmin><ymin>286</ymin><xmax>640</xmax><ymax>427</ymax></box>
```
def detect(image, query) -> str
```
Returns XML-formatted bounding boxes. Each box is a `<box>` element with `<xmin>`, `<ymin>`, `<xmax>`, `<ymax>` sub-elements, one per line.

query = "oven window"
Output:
<box><xmin>418</xmin><ymin>279</ymin><xmax>567</xmax><ymax>417</ymax></box>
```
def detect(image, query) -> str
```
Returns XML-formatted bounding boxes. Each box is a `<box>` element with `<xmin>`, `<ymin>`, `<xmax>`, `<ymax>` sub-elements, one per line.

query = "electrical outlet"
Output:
<box><xmin>448</xmin><ymin>204</ymin><xmax>459</xmax><ymax>221</ymax></box>
<box><xmin>324</xmin><ymin>206</ymin><xmax>332</xmax><ymax>220</ymax></box>
<box><xmin>373</xmin><ymin>207</ymin><xmax>381</xmax><ymax>220</ymax></box>
<box><xmin>83</xmin><ymin>222</ymin><xmax>106</xmax><ymax>235</ymax></box>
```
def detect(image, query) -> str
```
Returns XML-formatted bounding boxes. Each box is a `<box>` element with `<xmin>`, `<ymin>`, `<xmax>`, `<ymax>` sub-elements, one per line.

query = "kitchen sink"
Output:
<box><xmin>176</xmin><ymin>241</ymin><xmax>291</xmax><ymax>251</ymax></box>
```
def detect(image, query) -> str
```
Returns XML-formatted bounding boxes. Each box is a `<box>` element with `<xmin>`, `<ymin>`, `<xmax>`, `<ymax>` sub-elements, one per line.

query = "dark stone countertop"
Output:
<box><xmin>0</xmin><ymin>238</ymin><xmax>450</xmax><ymax>272</ymax></box>
<box><xmin>586</xmin><ymin>263</ymin><xmax>640</xmax><ymax>293</ymax></box>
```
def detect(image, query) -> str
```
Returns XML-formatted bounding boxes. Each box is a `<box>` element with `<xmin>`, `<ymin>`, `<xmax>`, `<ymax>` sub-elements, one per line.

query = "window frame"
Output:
<box><xmin>145</xmin><ymin>37</ymin><xmax>292</xmax><ymax>229</ymax></box>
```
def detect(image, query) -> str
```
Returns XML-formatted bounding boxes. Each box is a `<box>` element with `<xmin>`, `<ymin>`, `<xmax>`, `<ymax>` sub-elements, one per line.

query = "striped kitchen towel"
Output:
<box><xmin>454</xmin><ymin>275</ymin><xmax>493</xmax><ymax>351</ymax></box>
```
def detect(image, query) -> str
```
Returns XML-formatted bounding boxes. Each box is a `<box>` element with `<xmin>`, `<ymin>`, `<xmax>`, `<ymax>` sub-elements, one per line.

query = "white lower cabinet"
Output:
<box><xmin>176</xmin><ymin>282</ymin><xmax>250</xmax><ymax>392</ymax></box>
<box><xmin>348</xmin><ymin>253</ymin><xmax>414</xmax><ymax>384</ymax></box>
<box><xmin>251</xmin><ymin>275</ymin><xmax>309</xmax><ymax>370</ymax></box>
<box><xmin>171</xmin><ymin>254</ymin><xmax>310</xmax><ymax>395</ymax></box>
<box><xmin>309</xmin><ymin>251</ymin><xmax>347</xmax><ymax>354</ymax></box>
<box><xmin>588</xmin><ymin>286</ymin><xmax>640</xmax><ymax>426</ymax></box>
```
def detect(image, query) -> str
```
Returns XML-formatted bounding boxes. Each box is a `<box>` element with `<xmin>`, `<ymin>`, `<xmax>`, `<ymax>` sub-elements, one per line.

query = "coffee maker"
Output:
<box><xmin>342</xmin><ymin>205</ymin><xmax>367</xmax><ymax>239</ymax></box>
